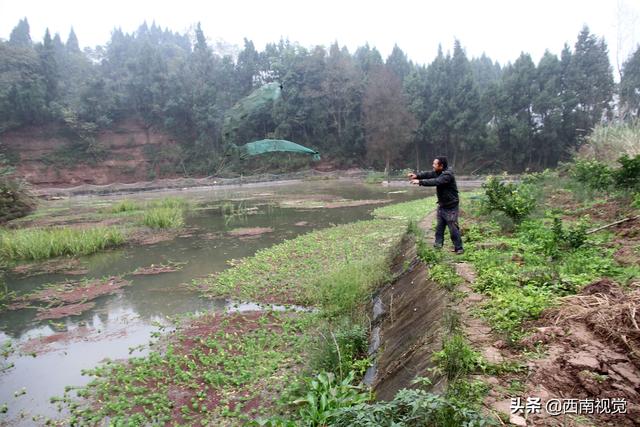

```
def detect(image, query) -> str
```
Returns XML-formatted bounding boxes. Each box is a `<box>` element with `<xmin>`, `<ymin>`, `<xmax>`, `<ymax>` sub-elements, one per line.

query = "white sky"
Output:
<box><xmin>1</xmin><ymin>0</ymin><xmax>639</xmax><ymax>73</ymax></box>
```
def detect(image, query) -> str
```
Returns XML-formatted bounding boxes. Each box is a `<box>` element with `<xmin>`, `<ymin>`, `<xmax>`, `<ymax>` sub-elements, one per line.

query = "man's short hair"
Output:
<box><xmin>435</xmin><ymin>156</ymin><xmax>448</xmax><ymax>169</ymax></box>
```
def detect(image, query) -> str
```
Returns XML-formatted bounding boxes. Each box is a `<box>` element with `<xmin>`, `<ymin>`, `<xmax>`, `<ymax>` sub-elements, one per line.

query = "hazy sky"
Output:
<box><xmin>1</xmin><ymin>0</ymin><xmax>639</xmax><ymax>72</ymax></box>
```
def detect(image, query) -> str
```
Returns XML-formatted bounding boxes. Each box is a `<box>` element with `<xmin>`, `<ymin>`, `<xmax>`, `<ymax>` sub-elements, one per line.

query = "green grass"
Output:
<box><xmin>372</xmin><ymin>196</ymin><xmax>438</xmax><ymax>222</ymax></box>
<box><xmin>142</xmin><ymin>207</ymin><xmax>185</xmax><ymax>229</ymax></box>
<box><xmin>0</xmin><ymin>226</ymin><xmax>125</xmax><ymax>261</ymax></box>
<box><xmin>197</xmin><ymin>219</ymin><xmax>406</xmax><ymax>305</ymax></box>
<box><xmin>428</xmin><ymin>263</ymin><xmax>462</xmax><ymax>290</ymax></box>
<box><xmin>109</xmin><ymin>199</ymin><xmax>141</xmax><ymax>213</ymax></box>
<box><xmin>146</xmin><ymin>197</ymin><xmax>190</xmax><ymax>210</ymax></box>
<box><xmin>313</xmin><ymin>259</ymin><xmax>389</xmax><ymax>318</ymax></box>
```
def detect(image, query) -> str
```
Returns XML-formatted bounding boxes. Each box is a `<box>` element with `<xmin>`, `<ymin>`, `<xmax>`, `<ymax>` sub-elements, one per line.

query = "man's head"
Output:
<box><xmin>432</xmin><ymin>156</ymin><xmax>448</xmax><ymax>172</ymax></box>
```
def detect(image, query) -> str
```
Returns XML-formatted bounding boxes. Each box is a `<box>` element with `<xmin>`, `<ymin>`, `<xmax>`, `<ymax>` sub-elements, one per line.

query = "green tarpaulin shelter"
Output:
<box><xmin>238</xmin><ymin>139</ymin><xmax>320</xmax><ymax>161</ymax></box>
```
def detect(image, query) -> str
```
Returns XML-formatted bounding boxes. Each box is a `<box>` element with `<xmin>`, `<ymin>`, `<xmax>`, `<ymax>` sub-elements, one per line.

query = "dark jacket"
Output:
<box><xmin>416</xmin><ymin>168</ymin><xmax>459</xmax><ymax>208</ymax></box>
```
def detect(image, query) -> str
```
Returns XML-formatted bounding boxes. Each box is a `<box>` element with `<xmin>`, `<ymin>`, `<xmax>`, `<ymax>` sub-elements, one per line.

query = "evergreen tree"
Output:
<box><xmin>39</xmin><ymin>28</ymin><xmax>59</xmax><ymax>108</ymax></box>
<box><xmin>533</xmin><ymin>50</ymin><xmax>564</xmax><ymax>167</ymax></box>
<box><xmin>567</xmin><ymin>26</ymin><xmax>614</xmax><ymax>135</ymax></box>
<box><xmin>386</xmin><ymin>45</ymin><xmax>412</xmax><ymax>81</ymax></box>
<box><xmin>495</xmin><ymin>53</ymin><xmax>537</xmax><ymax>169</ymax></box>
<box><xmin>8</xmin><ymin>18</ymin><xmax>32</xmax><ymax>48</ymax></box>
<box><xmin>66</xmin><ymin>28</ymin><xmax>81</xmax><ymax>53</ymax></box>
<box><xmin>620</xmin><ymin>46</ymin><xmax>640</xmax><ymax>119</ymax></box>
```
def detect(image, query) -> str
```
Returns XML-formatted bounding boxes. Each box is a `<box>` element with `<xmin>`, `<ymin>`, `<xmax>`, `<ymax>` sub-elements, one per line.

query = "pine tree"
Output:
<box><xmin>66</xmin><ymin>28</ymin><xmax>81</xmax><ymax>53</ymax></box>
<box><xmin>620</xmin><ymin>46</ymin><xmax>640</xmax><ymax>119</ymax></box>
<box><xmin>386</xmin><ymin>45</ymin><xmax>411</xmax><ymax>81</ymax></box>
<box><xmin>39</xmin><ymin>28</ymin><xmax>59</xmax><ymax>108</ymax></box>
<box><xmin>8</xmin><ymin>18</ymin><xmax>32</xmax><ymax>48</ymax></box>
<box><xmin>567</xmin><ymin>26</ymin><xmax>614</xmax><ymax>134</ymax></box>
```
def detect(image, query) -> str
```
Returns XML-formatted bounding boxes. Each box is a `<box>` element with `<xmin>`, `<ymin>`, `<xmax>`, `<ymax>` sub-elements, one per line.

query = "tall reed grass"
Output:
<box><xmin>0</xmin><ymin>226</ymin><xmax>125</xmax><ymax>261</ymax></box>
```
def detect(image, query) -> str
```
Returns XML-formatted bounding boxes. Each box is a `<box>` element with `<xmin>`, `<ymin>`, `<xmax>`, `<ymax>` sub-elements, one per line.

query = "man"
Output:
<box><xmin>409</xmin><ymin>156</ymin><xmax>463</xmax><ymax>254</ymax></box>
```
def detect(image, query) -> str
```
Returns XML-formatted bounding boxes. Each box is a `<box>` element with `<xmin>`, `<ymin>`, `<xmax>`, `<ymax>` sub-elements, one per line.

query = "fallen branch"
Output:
<box><xmin>586</xmin><ymin>215</ymin><xmax>640</xmax><ymax>234</ymax></box>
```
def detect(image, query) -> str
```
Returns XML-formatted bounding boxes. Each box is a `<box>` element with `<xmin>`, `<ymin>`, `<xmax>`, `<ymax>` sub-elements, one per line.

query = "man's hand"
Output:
<box><xmin>408</xmin><ymin>172</ymin><xmax>417</xmax><ymax>180</ymax></box>
<box><xmin>410</xmin><ymin>179</ymin><xmax>420</xmax><ymax>185</ymax></box>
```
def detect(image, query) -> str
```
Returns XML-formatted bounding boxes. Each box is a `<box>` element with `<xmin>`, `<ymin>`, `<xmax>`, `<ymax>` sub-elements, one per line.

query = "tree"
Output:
<box><xmin>66</xmin><ymin>28</ymin><xmax>81</xmax><ymax>53</ymax></box>
<box><xmin>620</xmin><ymin>46</ymin><xmax>640</xmax><ymax>119</ymax></box>
<box><xmin>363</xmin><ymin>66</ymin><xmax>416</xmax><ymax>173</ymax></box>
<box><xmin>566</xmin><ymin>26</ymin><xmax>614</xmax><ymax>135</ymax></box>
<box><xmin>323</xmin><ymin>43</ymin><xmax>364</xmax><ymax>161</ymax></box>
<box><xmin>235</xmin><ymin>39</ymin><xmax>260</xmax><ymax>96</ymax></box>
<box><xmin>533</xmin><ymin>51</ymin><xmax>564</xmax><ymax>167</ymax></box>
<box><xmin>386</xmin><ymin>45</ymin><xmax>412</xmax><ymax>81</ymax></box>
<box><xmin>8</xmin><ymin>18</ymin><xmax>32</xmax><ymax>48</ymax></box>
<box><xmin>39</xmin><ymin>28</ymin><xmax>59</xmax><ymax>108</ymax></box>
<box><xmin>494</xmin><ymin>53</ymin><xmax>538</xmax><ymax>170</ymax></box>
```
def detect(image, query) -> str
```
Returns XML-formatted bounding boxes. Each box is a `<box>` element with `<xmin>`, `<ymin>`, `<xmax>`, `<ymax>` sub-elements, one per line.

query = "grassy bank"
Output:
<box><xmin>197</xmin><ymin>218</ymin><xmax>408</xmax><ymax>305</ymax></box>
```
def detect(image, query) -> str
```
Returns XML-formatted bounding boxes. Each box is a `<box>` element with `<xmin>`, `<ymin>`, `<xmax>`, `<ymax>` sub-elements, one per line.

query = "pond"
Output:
<box><xmin>0</xmin><ymin>179</ymin><xmax>432</xmax><ymax>424</ymax></box>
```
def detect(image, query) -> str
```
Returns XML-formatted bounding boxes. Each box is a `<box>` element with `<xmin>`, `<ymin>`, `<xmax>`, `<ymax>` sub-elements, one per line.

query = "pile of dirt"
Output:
<box><xmin>522</xmin><ymin>279</ymin><xmax>640</xmax><ymax>426</ymax></box>
<box><xmin>548</xmin><ymin>279</ymin><xmax>640</xmax><ymax>364</ymax></box>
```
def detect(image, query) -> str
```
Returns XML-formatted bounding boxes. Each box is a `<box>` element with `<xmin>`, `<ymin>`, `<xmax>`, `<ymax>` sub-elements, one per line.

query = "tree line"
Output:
<box><xmin>1</xmin><ymin>18</ymin><xmax>639</xmax><ymax>175</ymax></box>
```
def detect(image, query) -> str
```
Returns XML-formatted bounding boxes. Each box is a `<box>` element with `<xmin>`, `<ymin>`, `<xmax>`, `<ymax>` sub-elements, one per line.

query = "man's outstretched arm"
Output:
<box><xmin>419</xmin><ymin>173</ymin><xmax>452</xmax><ymax>187</ymax></box>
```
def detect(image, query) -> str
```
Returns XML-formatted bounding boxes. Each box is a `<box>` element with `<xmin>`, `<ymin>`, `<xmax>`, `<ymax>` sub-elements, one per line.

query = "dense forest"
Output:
<box><xmin>1</xmin><ymin>18</ymin><xmax>639</xmax><ymax>175</ymax></box>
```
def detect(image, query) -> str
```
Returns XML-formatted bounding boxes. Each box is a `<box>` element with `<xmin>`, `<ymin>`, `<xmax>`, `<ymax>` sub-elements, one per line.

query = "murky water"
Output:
<box><xmin>0</xmin><ymin>180</ymin><xmax>432</xmax><ymax>424</ymax></box>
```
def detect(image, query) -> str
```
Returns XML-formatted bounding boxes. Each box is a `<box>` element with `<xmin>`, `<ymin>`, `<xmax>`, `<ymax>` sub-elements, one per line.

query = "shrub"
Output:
<box><xmin>0</xmin><ymin>156</ymin><xmax>35</xmax><ymax>223</ymax></box>
<box><xmin>614</xmin><ymin>154</ymin><xmax>640</xmax><ymax>190</ymax></box>
<box><xmin>482</xmin><ymin>176</ymin><xmax>536</xmax><ymax>223</ymax></box>
<box><xmin>569</xmin><ymin>159</ymin><xmax>614</xmax><ymax>191</ymax></box>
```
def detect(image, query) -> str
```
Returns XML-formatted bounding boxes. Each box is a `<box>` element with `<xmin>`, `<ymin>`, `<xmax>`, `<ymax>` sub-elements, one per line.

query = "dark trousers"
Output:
<box><xmin>434</xmin><ymin>206</ymin><xmax>463</xmax><ymax>251</ymax></box>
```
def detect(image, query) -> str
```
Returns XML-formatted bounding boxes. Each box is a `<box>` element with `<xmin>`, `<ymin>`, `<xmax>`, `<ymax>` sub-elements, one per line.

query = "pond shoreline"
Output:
<box><xmin>32</xmin><ymin>169</ymin><xmax>488</xmax><ymax>198</ymax></box>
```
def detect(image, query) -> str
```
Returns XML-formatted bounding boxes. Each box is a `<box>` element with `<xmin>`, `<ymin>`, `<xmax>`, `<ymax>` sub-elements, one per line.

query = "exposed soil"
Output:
<box><xmin>127</xmin><ymin>228</ymin><xmax>178</xmax><ymax>246</ymax></box>
<box><xmin>35</xmin><ymin>302</ymin><xmax>96</xmax><ymax>321</ymax></box>
<box><xmin>279</xmin><ymin>197</ymin><xmax>389</xmax><ymax>209</ymax></box>
<box><xmin>227</xmin><ymin>227</ymin><xmax>273</xmax><ymax>238</ymax></box>
<box><xmin>130</xmin><ymin>262</ymin><xmax>185</xmax><ymax>275</ymax></box>
<box><xmin>20</xmin><ymin>326</ymin><xmax>93</xmax><ymax>354</ymax></box>
<box><xmin>454</xmin><ymin>264</ymin><xmax>640</xmax><ymax>426</ymax></box>
<box><xmin>521</xmin><ymin>280</ymin><xmax>640</xmax><ymax>426</ymax></box>
<box><xmin>11</xmin><ymin>258</ymin><xmax>88</xmax><ymax>277</ymax></box>
<box><xmin>27</xmin><ymin>277</ymin><xmax>130</xmax><ymax>305</ymax></box>
<box><xmin>611</xmin><ymin>216</ymin><xmax>640</xmax><ymax>267</ymax></box>
<box><xmin>3</xmin><ymin>119</ymin><xmax>181</xmax><ymax>187</ymax></box>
